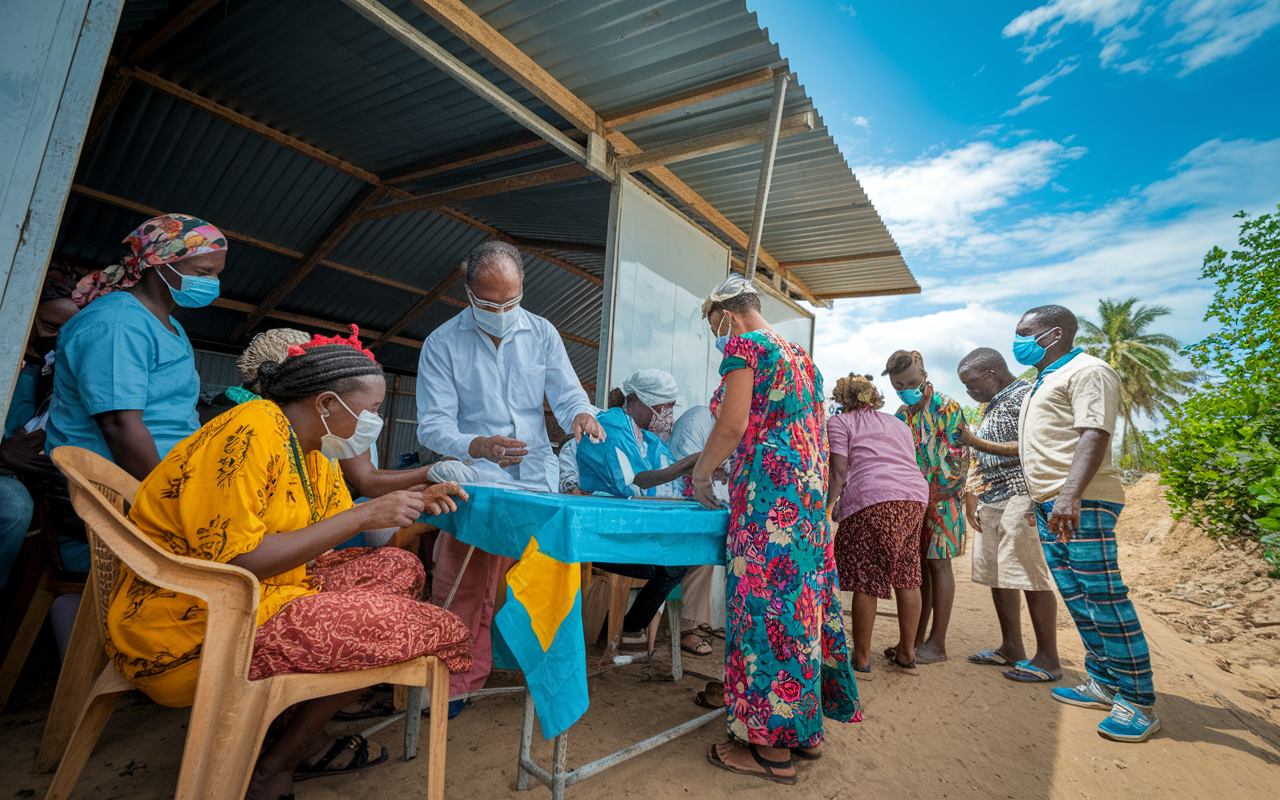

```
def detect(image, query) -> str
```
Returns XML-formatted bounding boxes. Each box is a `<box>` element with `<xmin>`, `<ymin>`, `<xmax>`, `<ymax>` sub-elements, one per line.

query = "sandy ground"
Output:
<box><xmin>2</xmin><ymin>481</ymin><xmax>1278</xmax><ymax>799</ymax></box>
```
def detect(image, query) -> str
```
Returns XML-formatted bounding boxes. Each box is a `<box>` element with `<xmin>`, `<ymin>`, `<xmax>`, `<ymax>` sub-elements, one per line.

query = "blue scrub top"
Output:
<box><xmin>45</xmin><ymin>292</ymin><xmax>200</xmax><ymax>462</ymax></box>
<box><xmin>576</xmin><ymin>407</ymin><xmax>674</xmax><ymax>497</ymax></box>
<box><xmin>3</xmin><ymin>364</ymin><xmax>40</xmax><ymax>440</ymax></box>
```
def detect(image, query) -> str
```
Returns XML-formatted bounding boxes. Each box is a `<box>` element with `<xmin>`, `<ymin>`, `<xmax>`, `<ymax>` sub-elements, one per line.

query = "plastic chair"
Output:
<box><xmin>39</xmin><ymin>446</ymin><xmax>451</xmax><ymax>800</ymax></box>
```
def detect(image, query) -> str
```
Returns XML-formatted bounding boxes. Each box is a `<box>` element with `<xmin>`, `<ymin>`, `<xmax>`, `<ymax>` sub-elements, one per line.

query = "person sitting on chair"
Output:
<box><xmin>102</xmin><ymin>330</ymin><xmax>472</xmax><ymax>800</ymax></box>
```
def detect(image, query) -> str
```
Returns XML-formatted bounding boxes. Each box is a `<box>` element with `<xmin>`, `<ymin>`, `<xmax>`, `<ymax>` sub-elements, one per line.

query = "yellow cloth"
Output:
<box><xmin>105</xmin><ymin>399</ymin><xmax>352</xmax><ymax>706</ymax></box>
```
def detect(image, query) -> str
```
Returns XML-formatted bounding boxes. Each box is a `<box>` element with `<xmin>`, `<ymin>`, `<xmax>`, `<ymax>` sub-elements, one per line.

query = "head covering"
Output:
<box><xmin>238</xmin><ymin>328</ymin><xmax>313</xmax><ymax>384</ymax></box>
<box><xmin>41</xmin><ymin>262</ymin><xmax>84</xmax><ymax>301</ymax></box>
<box><xmin>72</xmin><ymin>214</ymin><xmax>227</xmax><ymax>307</ymax></box>
<box><xmin>701</xmin><ymin>273</ymin><xmax>758</xmax><ymax>318</ymax></box>
<box><xmin>622</xmin><ymin>369</ymin><xmax>678</xmax><ymax>408</ymax></box>
<box><xmin>285</xmin><ymin>324</ymin><xmax>378</xmax><ymax>363</ymax></box>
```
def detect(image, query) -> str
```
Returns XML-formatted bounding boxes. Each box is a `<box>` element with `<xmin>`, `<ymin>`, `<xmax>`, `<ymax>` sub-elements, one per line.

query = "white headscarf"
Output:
<box><xmin>701</xmin><ymin>273</ymin><xmax>758</xmax><ymax>318</ymax></box>
<box><xmin>622</xmin><ymin>368</ymin><xmax>678</xmax><ymax>408</ymax></box>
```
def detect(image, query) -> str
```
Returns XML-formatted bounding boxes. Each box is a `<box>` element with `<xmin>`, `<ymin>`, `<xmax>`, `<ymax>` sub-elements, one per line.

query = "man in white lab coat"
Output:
<box><xmin>416</xmin><ymin>240</ymin><xmax>604</xmax><ymax>711</ymax></box>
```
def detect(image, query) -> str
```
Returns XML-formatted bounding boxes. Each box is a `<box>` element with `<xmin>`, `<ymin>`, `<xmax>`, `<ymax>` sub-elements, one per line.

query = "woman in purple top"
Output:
<box><xmin>826</xmin><ymin>374</ymin><xmax>930</xmax><ymax>673</ymax></box>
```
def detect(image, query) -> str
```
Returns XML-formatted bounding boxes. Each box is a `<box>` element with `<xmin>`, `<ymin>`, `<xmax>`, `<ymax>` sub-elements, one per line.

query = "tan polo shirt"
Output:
<box><xmin>1018</xmin><ymin>352</ymin><xmax>1126</xmax><ymax>505</ymax></box>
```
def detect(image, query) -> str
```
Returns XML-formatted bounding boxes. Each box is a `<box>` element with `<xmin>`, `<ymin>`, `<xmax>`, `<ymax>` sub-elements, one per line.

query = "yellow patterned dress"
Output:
<box><xmin>105</xmin><ymin>398</ymin><xmax>475</xmax><ymax>706</ymax></box>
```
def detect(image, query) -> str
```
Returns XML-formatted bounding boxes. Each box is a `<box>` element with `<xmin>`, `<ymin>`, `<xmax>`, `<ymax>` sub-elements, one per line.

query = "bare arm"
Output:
<box><xmin>229</xmin><ymin>490</ymin><xmax>426</xmax><ymax>580</ymax></box>
<box><xmin>634</xmin><ymin>453</ymin><xmax>700</xmax><ymax>490</ymax></box>
<box><xmin>691</xmin><ymin>369</ymin><xmax>753</xmax><ymax>508</ymax></box>
<box><xmin>339</xmin><ymin>451</ymin><xmax>438</xmax><ymax>497</ymax></box>
<box><xmin>94</xmin><ymin>409</ymin><xmax>161</xmax><ymax>480</ymax></box>
<box><xmin>960</xmin><ymin>426</ymin><xmax>1019</xmax><ymax>457</ymax></box>
<box><xmin>827</xmin><ymin>452</ymin><xmax>849</xmax><ymax>520</ymax></box>
<box><xmin>1045</xmin><ymin>428</ymin><xmax>1111</xmax><ymax>541</ymax></box>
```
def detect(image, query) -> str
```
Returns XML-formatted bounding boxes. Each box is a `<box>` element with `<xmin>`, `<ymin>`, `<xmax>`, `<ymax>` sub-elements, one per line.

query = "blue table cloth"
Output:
<box><xmin>430</xmin><ymin>486</ymin><xmax>728</xmax><ymax>737</ymax></box>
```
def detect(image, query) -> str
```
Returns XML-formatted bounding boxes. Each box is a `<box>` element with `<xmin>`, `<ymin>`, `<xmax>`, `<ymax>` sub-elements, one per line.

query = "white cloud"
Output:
<box><xmin>1002</xmin><ymin>93</ymin><xmax>1053</xmax><ymax>116</ymax></box>
<box><xmin>1002</xmin><ymin>0</ymin><xmax>1280</xmax><ymax>73</ymax></box>
<box><xmin>1018</xmin><ymin>58</ymin><xmax>1081</xmax><ymax>94</ymax></box>
<box><xmin>837</xmin><ymin>3</ymin><xmax>857</xmax><ymax>18</ymax></box>
<box><xmin>1162</xmin><ymin>0</ymin><xmax>1280</xmax><ymax>75</ymax></box>
<box><xmin>850</xmin><ymin>115</ymin><xmax>871</xmax><ymax>128</ymax></box>
<box><xmin>855</xmin><ymin>139</ymin><xmax>1087</xmax><ymax>251</ymax></box>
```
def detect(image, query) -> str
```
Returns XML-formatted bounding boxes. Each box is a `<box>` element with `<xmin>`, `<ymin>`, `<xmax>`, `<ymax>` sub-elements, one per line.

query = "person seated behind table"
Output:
<box><xmin>102</xmin><ymin>332</ymin><xmax>473</xmax><ymax>800</ymax></box>
<box><xmin>558</xmin><ymin>388</ymin><xmax>625</xmax><ymax>494</ymax></box>
<box><xmin>576</xmin><ymin>369</ymin><xmax>697</xmax><ymax>643</ymax></box>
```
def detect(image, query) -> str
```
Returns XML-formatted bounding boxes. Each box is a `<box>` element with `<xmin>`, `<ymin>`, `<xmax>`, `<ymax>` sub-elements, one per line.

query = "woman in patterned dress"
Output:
<box><xmin>106</xmin><ymin>332</ymin><xmax>471</xmax><ymax>800</ymax></box>
<box><xmin>691</xmin><ymin>276</ymin><xmax>861</xmax><ymax>785</ymax></box>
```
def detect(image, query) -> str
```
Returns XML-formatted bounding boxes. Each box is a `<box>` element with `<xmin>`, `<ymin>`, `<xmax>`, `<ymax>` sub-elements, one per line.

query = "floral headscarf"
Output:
<box><xmin>72</xmin><ymin>214</ymin><xmax>227</xmax><ymax>307</ymax></box>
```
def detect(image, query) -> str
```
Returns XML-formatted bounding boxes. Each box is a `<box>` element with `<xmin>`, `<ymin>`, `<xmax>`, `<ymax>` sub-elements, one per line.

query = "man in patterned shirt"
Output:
<box><xmin>886</xmin><ymin>349</ymin><xmax>967</xmax><ymax>664</ymax></box>
<box><xmin>957</xmin><ymin>348</ymin><xmax>1061</xmax><ymax>683</ymax></box>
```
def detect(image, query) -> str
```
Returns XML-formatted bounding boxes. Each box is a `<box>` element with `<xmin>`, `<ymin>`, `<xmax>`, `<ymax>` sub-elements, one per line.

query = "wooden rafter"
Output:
<box><xmin>778</xmin><ymin>250</ymin><xmax>902</xmax><ymax>268</ymax></box>
<box><xmin>614</xmin><ymin>112</ymin><xmax>813</xmax><ymax>174</ymax></box>
<box><xmin>361</xmin><ymin>163</ymin><xmax>591</xmax><ymax>222</ymax></box>
<box><xmin>368</xmin><ymin>269</ymin><xmax>464</xmax><ymax>350</ymax></box>
<box><xmin>382</xmin><ymin>129</ymin><xmax>564</xmax><ymax>184</ymax></box>
<box><xmin>814</xmin><ymin>286</ymin><xmax>921</xmax><ymax>300</ymax></box>
<box><xmin>84</xmin><ymin>0</ymin><xmax>224</xmax><ymax>145</ymax></box>
<box><xmin>213</xmin><ymin>298</ymin><xmax>423</xmax><ymax>349</ymax></box>
<box><xmin>230</xmin><ymin>186</ymin><xmax>389</xmax><ymax>340</ymax></box>
<box><xmin>601</xmin><ymin>68</ymin><xmax>777</xmax><ymax>127</ymax></box>
<box><xmin>66</xmin><ymin>185</ymin><xmax>602</xmax><ymax>349</ymax></box>
<box><xmin>407</xmin><ymin>0</ymin><xmax>825</xmax><ymax>307</ymax></box>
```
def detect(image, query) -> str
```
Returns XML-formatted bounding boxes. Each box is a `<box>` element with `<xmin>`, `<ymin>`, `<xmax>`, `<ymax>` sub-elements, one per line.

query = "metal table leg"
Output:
<box><xmin>517</xmin><ymin>688</ymin><xmax>535</xmax><ymax>791</ymax></box>
<box><xmin>551</xmin><ymin>731</ymin><xmax>568</xmax><ymax>800</ymax></box>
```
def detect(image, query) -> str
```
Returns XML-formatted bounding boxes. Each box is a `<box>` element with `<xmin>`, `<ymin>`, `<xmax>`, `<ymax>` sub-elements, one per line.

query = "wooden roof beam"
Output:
<box><xmin>381</xmin><ymin>128</ymin><xmax>579</xmax><ymax>184</ymax></box>
<box><xmin>615</xmin><ymin>112</ymin><xmax>813</xmax><ymax>174</ymax></box>
<box><xmin>777</xmin><ymin>250</ymin><xmax>902</xmax><ymax>268</ymax></box>
<box><xmin>360</xmin><ymin>163</ymin><xmax>591</xmax><ymax>221</ymax></box>
<box><xmin>213</xmin><ymin>298</ymin><xmax>423</xmax><ymax>349</ymax></box>
<box><xmin>602</xmin><ymin>68</ymin><xmax>777</xmax><ymax>127</ymax></box>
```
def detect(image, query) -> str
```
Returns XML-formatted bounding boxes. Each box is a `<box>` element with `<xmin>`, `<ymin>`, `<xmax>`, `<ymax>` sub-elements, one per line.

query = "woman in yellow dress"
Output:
<box><xmin>106</xmin><ymin>329</ymin><xmax>471</xmax><ymax>799</ymax></box>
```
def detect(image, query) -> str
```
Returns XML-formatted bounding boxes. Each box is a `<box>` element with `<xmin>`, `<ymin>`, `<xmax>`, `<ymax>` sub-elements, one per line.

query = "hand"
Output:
<box><xmin>357</xmin><ymin>489</ymin><xmax>427</xmax><ymax>530</ymax></box>
<box><xmin>571</xmin><ymin>413</ymin><xmax>605</xmax><ymax>443</ymax></box>
<box><xmin>692</xmin><ymin>472</ymin><xmax>722</xmax><ymax>510</ymax></box>
<box><xmin>469</xmin><ymin>435</ymin><xmax>529</xmax><ymax>467</ymax></box>
<box><xmin>1046</xmin><ymin>493</ymin><xmax>1082</xmax><ymax>541</ymax></box>
<box><xmin>422</xmin><ymin>482</ymin><xmax>469</xmax><ymax>516</ymax></box>
<box><xmin>568</xmin><ymin>487</ymin><xmax>591</xmax><ymax>496</ymax></box>
<box><xmin>963</xmin><ymin>493</ymin><xmax>981</xmax><ymax>533</ymax></box>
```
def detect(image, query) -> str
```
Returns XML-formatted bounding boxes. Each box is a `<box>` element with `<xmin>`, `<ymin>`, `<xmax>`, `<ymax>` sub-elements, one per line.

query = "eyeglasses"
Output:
<box><xmin>467</xmin><ymin>287</ymin><xmax>523</xmax><ymax>313</ymax></box>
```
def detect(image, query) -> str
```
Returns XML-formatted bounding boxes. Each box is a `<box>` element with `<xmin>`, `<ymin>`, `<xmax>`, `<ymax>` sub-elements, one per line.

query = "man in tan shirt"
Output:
<box><xmin>1014</xmin><ymin>304</ymin><xmax>1160</xmax><ymax>744</ymax></box>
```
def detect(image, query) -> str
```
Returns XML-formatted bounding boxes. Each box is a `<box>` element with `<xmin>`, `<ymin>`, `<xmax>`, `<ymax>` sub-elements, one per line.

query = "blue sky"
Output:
<box><xmin>747</xmin><ymin>0</ymin><xmax>1280</xmax><ymax>408</ymax></box>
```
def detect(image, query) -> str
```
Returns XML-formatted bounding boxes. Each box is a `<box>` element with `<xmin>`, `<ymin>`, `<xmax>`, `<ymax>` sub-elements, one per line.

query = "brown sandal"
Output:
<box><xmin>707</xmin><ymin>742</ymin><xmax>797</xmax><ymax>785</ymax></box>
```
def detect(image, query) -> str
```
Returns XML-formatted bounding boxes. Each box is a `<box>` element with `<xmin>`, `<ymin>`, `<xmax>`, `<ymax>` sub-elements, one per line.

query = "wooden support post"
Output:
<box><xmin>230</xmin><ymin>186</ymin><xmax>388</xmax><ymax>340</ymax></box>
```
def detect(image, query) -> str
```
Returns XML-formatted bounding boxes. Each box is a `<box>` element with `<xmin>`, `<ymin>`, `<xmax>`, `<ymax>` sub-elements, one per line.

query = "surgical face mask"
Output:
<box><xmin>1012</xmin><ymin>327</ymin><xmax>1061</xmax><ymax>366</ymax></box>
<box><xmin>895</xmin><ymin>379</ymin><xmax>927</xmax><ymax>407</ymax></box>
<box><xmin>714</xmin><ymin>315</ymin><xmax>731</xmax><ymax>354</ymax></box>
<box><xmin>162</xmin><ymin>262</ymin><xmax>220</xmax><ymax>308</ymax></box>
<box><xmin>648</xmin><ymin>405</ymin><xmax>675</xmax><ymax>438</ymax></box>
<box><xmin>468</xmin><ymin>287</ymin><xmax>522</xmax><ymax>339</ymax></box>
<box><xmin>319</xmin><ymin>392</ymin><xmax>384</xmax><ymax>460</ymax></box>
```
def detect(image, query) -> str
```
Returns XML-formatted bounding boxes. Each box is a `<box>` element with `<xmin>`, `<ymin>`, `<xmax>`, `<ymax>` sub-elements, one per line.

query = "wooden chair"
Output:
<box><xmin>39</xmin><ymin>446</ymin><xmax>451</xmax><ymax>800</ymax></box>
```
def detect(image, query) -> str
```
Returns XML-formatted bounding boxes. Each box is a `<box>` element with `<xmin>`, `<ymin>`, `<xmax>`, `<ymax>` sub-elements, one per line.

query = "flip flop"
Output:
<box><xmin>852</xmin><ymin>664</ymin><xmax>873</xmax><ymax>681</ymax></box>
<box><xmin>1003</xmin><ymin>660</ymin><xmax>1061</xmax><ymax>683</ymax></box>
<box><xmin>884</xmin><ymin>653</ymin><xmax>918</xmax><ymax>674</ymax></box>
<box><xmin>680</xmin><ymin>632</ymin><xmax>713</xmax><ymax>656</ymax></box>
<box><xmin>294</xmin><ymin>735</ymin><xmax>388</xmax><ymax>781</ymax></box>
<box><xmin>706</xmin><ymin>742</ymin><xmax>797</xmax><ymax>785</ymax></box>
<box><xmin>967</xmin><ymin>650</ymin><xmax>1015</xmax><ymax>666</ymax></box>
<box><xmin>791</xmin><ymin>746</ymin><xmax>822</xmax><ymax>761</ymax></box>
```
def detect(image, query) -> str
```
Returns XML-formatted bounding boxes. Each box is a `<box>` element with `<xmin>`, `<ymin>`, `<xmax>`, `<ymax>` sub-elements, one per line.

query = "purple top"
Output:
<box><xmin>827</xmin><ymin>407</ymin><xmax>930</xmax><ymax>521</ymax></box>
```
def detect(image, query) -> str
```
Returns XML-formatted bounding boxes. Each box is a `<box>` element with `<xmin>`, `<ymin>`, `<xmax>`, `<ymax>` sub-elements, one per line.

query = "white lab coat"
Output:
<box><xmin>416</xmin><ymin>306</ymin><xmax>598</xmax><ymax>493</ymax></box>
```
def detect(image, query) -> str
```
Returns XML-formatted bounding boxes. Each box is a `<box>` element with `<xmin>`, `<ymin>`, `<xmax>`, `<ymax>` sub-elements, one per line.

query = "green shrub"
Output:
<box><xmin>1159</xmin><ymin>208</ymin><xmax>1280</xmax><ymax>577</ymax></box>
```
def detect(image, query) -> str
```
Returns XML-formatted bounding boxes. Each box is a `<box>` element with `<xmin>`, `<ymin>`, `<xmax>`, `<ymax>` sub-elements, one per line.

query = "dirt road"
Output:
<box><xmin>2</xmin><ymin>489</ymin><xmax>1277</xmax><ymax>799</ymax></box>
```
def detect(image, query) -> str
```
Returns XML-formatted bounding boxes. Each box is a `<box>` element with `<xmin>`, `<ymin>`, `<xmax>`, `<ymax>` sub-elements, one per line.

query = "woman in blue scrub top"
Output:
<box><xmin>46</xmin><ymin>214</ymin><xmax>228</xmax><ymax>481</ymax></box>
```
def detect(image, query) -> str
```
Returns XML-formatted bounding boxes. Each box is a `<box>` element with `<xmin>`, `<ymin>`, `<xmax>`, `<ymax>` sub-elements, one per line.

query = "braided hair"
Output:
<box><xmin>257</xmin><ymin>344</ymin><xmax>384</xmax><ymax>404</ymax></box>
<box><xmin>832</xmin><ymin>374</ymin><xmax>882</xmax><ymax>412</ymax></box>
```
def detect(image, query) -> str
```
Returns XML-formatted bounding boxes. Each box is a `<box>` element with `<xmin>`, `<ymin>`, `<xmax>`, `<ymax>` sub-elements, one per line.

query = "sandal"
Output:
<box><xmin>967</xmin><ymin>650</ymin><xmax>1015</xmax><ymax>666</ymax></box>
<box><xmin>706</xmin><ymin>742</ymin><xmax>797</xmax><ymax>785</ymax></box>
<box><xmin>884</xmin><ymin>651</ymin><xmax>918</xmax><ymax>673</ymax></box>
<box><xmin>680</xmin><ymin>631</ymin><xmax>713</xmax><ymax>656</ymax></box>
<box><xmin>694</xmin><ymin>680</ymin><xmax>725</xmax><ymax>709</ymax></box>
<box><xmin>294</xmin><ymin>735</ymin><xmax>388</xmax><ymax>781</ymax></box>
<box><xmin>792</xmin><ymin>745</ymin><xmax>822</xmax><ymax>761</ymax></box>
<box><xmin>1003</xmin><ymin>660</ymin><xmax>1061</xmax><ymax>683</ymax></box>
<box><xmin>333</xmin><ymin>690</ymin><xmax>395</xmax><ymax>721</ymax></box>
<box><xmin>852</xmin><ymin>663</ymin><xmax>872</xmax><ymax>681</ymax></box>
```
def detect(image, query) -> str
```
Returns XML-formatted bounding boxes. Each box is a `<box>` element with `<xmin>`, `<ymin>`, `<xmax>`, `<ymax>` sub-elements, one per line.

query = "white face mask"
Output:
<box><xmin>319</xmin><ymin>392</ymin><xmax>384</xmax><ymax>460</ymax></box>
<box><xmin>468</xmin><ymin>287</ymin><xmax>522</xmax><ymax>339</ymax></box>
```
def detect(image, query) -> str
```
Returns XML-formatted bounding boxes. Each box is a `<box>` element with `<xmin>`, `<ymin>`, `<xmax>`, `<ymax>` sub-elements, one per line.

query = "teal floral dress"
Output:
<box><xmin>711</xmin><ymin>329</ymin><xmax>862</xmax><ymax>747</ymax></box>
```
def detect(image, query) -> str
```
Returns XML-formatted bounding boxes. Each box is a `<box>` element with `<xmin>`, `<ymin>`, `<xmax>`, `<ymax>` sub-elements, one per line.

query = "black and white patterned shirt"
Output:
<box><xmin>974</xmin><ymin>379</ymin><xmax>1030</xmax><ymax>504</ymax></box>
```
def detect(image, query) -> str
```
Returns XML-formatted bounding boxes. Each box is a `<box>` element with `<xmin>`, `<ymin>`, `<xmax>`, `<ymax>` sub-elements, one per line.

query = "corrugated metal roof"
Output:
<box><xmin>55</xmin><ymin>0</ymin><xmax>913</xmax><ymax>395</ymax></box>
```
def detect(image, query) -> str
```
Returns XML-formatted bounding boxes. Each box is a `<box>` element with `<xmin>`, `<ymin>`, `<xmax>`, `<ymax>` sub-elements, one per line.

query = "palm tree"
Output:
<box><xmin>1077</xmin><ymin>297</ymin><xmax>1199</xmax><ymax>471</ymax></box>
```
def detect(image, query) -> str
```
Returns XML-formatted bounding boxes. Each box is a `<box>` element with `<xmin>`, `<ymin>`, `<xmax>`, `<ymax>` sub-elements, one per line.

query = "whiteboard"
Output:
<box><xmin>602</xmin><ymin>179</ymin><xmax>730</xmax><ymax>413</ymax></box>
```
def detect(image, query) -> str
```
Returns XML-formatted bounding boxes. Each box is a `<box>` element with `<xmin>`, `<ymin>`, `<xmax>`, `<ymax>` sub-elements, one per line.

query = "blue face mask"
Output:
<box><xmin>163</xmin><ymin>262</ymin><xmax>220</xmax><ymax>308</ymax></box>
<box><xmin>1012</xmin><ymin>327</ymin><xmax>1060</xmax><ymax>366</ymax></box>
<box><xmin>715</xmin><ymin>335</ymin><xmax>730</xmax><ymax>354</ymax></box>
<box><xmin>896</xmin><ymin>380</ymin><xmax>926</xmax><ymax>406</ymax></box>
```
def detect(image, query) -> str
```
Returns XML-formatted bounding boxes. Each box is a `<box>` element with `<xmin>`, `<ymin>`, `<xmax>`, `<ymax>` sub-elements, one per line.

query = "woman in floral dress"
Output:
<box><xmin>691</xmin><ymin>275</ymin><xmax>861</xmax><ymax>785</ymax></box>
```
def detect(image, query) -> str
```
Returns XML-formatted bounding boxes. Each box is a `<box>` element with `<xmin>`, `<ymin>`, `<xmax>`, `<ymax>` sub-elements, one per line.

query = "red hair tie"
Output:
<box><xmin>286</xmin><ymin>325</ymin><xmax>378</xmax><ymax>363</ymax></box>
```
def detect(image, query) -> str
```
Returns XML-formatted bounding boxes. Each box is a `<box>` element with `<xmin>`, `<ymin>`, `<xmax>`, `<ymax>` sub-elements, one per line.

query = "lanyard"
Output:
<box><xmin>286</xmin><ymin>432</ymin><xmax>321</xmax><ymax>523</ymax></box>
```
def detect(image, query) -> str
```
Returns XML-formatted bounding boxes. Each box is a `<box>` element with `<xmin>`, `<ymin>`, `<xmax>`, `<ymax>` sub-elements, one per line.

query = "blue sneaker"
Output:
<box><xmin>1051</xmin><ymin>678</ymin><xmax>1116</xmax><ymax>710</ymax></box>
<box><xmin>1098</xmin><ymin>698</ymin><xmax>1161</xmax><ymax>742</ymax></box>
